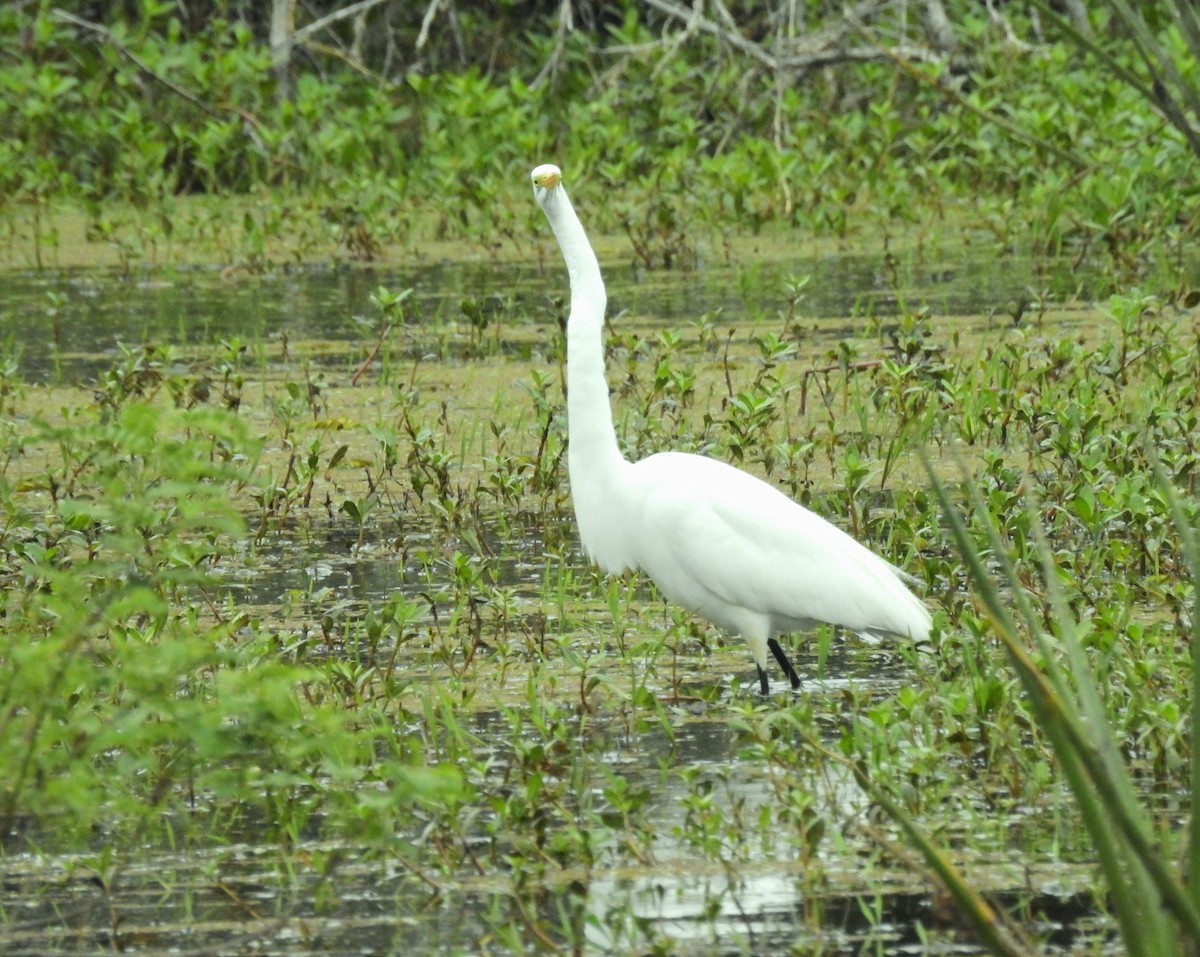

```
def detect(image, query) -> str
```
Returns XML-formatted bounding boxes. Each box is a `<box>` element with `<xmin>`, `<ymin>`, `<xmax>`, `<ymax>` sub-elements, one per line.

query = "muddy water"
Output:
<box><xmin>0</xmin><ymin>247</ymin><xmax>1106</xmax><ymax>955</ymax></box>
<box><xmin>1</xmin><ymin>247</ymin><xmax>1093</xmax><ymax>382</ymax></box>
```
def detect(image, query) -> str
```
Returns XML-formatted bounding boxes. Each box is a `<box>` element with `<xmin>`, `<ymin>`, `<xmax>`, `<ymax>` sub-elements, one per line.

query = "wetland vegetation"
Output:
<box><xmin>3</xmin><ymin>1</ymin><xmax>1200</xmax><ymax>954</ymax></box>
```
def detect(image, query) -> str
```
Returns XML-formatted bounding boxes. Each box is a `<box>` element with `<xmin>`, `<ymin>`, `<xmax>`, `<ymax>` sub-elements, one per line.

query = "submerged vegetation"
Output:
<box><xmin>3</xmin><ymin>0</ymin><xmax>1200</xmax><ymax>953</ymax></box>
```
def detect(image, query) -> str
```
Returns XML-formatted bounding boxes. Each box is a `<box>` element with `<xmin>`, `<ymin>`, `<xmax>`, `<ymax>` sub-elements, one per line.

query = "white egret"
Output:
<box><xmin>530</xmin><ymin>164</ymin><xmax>931</xmax><ymax>694</ymax></box>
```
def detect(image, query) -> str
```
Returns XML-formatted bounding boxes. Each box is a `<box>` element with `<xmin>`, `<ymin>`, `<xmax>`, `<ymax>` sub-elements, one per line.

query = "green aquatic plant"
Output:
<box><xmin>8</xmin><ymin>151</ymin><xmax>1200</xmax><ymax>953</ymax></box>
<box><xmin>350</xmin><ymin>285</ymin><xmax>411</xmax><ymax>384</ymax></box>
<box><xmin>954</xmin><ymin>451</ymin><xmax>1197</xmax><ymax>953</ymax></box>
<box><xmin>0</xmin><ymin>396</ymin><xmax>470</xmax><ymax>859</ymax></box>
<box><xmin>838</xmin><ymin>428</ymin><xmax>1200</xmax><ymax>956</ymax></box>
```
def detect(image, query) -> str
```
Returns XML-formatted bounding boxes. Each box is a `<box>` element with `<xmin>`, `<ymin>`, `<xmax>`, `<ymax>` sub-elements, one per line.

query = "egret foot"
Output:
<box><xmin>768</xmin><ymin>637</ymin><xmax>802</xmax><ymax>691</ymax></box>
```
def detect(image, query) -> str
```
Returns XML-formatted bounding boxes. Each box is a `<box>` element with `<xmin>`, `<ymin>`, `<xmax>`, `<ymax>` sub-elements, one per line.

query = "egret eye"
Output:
<box><xmin>531</xmin><ymin>164</ymin><xmax>562</xmax><ymax>190</ymax></box>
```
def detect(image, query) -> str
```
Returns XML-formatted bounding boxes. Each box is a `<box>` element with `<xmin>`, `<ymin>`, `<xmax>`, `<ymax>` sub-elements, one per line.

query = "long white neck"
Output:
<box><xmin>535</xmin><ymin>181</ymin><xmax>633</xmax><ymax>571</ymax></box>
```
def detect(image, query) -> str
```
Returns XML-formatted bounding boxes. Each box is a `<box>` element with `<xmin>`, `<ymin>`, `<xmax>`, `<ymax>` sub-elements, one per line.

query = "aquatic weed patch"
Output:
<box><xmin>0</xmin><ymin>277</ymin><xmax>1197</xmax><ymax>953</ymax></box>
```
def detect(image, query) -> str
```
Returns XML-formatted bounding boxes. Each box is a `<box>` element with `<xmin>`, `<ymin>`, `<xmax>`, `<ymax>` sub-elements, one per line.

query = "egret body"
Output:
<box><xmin>530</xmin><ymin>164</ymin><xmax>931</xmax><ymax>693</ymax></box>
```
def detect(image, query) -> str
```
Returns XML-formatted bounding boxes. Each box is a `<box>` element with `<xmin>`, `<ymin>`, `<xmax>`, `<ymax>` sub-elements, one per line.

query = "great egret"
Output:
<box><xmin>530</xmin><ymin>163</ymin><xmax>931</xmax><ymax>694</ymax></box>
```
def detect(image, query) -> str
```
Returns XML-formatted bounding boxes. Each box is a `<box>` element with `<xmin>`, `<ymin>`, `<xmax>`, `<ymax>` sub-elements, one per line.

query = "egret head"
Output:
<box><xmin>531</xmin><ymin>164</ymin><xmax>563</xmax><ymax>194</ymax></box>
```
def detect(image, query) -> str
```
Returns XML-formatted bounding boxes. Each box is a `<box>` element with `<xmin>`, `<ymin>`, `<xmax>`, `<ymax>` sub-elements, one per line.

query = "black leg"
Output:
<box><xmin>757</xmin><ymin>664</ymin><xmax>770</xmax><ymax>695</ymax></box>
<box><xmin>768</xmin><ymin>637</ymin><xmax>802</xmax><ymax>690</ymax></box>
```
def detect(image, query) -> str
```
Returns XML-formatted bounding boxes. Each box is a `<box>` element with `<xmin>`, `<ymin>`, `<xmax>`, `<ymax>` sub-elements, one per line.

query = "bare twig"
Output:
<box><xmin>800</xmin><ymin>360</ymin><xmax>881</xmax><ymax>416</ymax></box>
<box><xmin>351</xmin><ymin>321</ymin><xmax>393</xmax><ymax>386</ymax></box>
<box><xmin>984</xmin><ymin>0</ymin><xmax>1035</xmax><ymax>53</ymax></box>
<box><xmin>52</xmin><ymin>9</ymin><xmax>231</xmax><ymax>123</ymax></box>
<box><xmin>303</xmin><ymin>39</ymin><xmax>387</xmax><ymax>82</ymax></box>
<box><xmin>640</xmin><ymin>0</ymin><xmax>939</xmax><ymax>73</ymax></box>
<box><xmin>415</xmin><ymin>0</ymin><xmax>443</xmax><ymax>50</ymax></box>
<box><xmin>641</xmin><ymin>0</ymin><xmax>777</xmax><ymax>70</ymax></box>
<box><xmin>531</xmin><ymin>0</ymin><xmax>578</xmax><ymax>88</ymax></box>
<box><xmin>271</xmin><ymin>0</ymin><xmax>389</xmax><ymax>58</ymax></box>
<box><xmin>919</xmin><ymin>0</ymin><xmax>959</xmax><ymax>56</ymax></box>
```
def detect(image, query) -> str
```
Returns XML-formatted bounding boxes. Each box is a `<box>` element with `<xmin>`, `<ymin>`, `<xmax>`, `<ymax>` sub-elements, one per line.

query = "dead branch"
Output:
<box><xmin>800</xmin><ymin>360</ymin><xmax>881</xmax><ymax>416</ymax></box>
<box><xmin>641</xmin><ymin>0</ymin><xmax>777</xmax><ymax>70</ymax></box>
<box><xmin>638</xmin><ymin>0</ymin><xmax>925</xmax><ymax>74</ymax></box>
<box><xmin>52</xmin><ymin>9</ymin><xmax>229</xmax><ymax>123</ymax></box>
<box><xmin>531</xmin><ymin>0</ymin><xmax>577</xmax><ymax>89</ymax></box>
<box><xmin>917</xmin><ymin>0</ymin><xmax>959</xmax><ymax>57</ymax></box>
<box><xmin>416</xmin><ymin>0</ymin><xmax>444</xmax><ymax>50</ymax></box>
<box><xmin>271</xmin><ymin>0</ymin><xmax>390</xmax><ymax>58</ymax></box>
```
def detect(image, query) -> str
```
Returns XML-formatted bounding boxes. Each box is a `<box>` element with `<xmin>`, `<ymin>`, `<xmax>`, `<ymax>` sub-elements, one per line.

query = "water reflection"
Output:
<box><xmin>242</xmin><ymin>510</ymin><xmax>571</xmax><ymax>602</ymax></box>
<box><xmin>0</xmin><ymin>247</ymin><xmax>1097</xmax><ymax>383</ymax></box>
<box><xmin>582</xmin><ymin>715</ymin><xmax>830</xmax><ymax>952</ymax></box>
<box><xmin>0</xmin><ymin>247</ymin><xmax>1112</xmax><ymax>955</ymax></box>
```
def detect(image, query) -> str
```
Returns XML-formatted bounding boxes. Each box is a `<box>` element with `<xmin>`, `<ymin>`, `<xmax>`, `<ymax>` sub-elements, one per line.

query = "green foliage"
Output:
<box><xmin>2</xmin><ymin>2</ymin><xmax>1198</xmax><ymax>285</ymax></box>
<box><xmin>1</xmin><ymin>269</ymin><xmax>1199</xmax><ymax>952</ymax></box>
<box><xmin>5</xmin><ymin>2</ymin><xmax>1200</xmax><ymax>946</ymax></box>
<box><xmin>0</xmin><ymin>399</ymin><xmax>464</xmax><ymax>851</ymax></box>
<box><xmin>897</xmin><ymin>443</ymin><xmax>1200</xmax><ymax>955</ymax></box>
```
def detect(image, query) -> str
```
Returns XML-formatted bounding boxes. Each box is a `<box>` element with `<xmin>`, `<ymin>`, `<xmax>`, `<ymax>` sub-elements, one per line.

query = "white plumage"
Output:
<box><xmin>531</xmin><ymin>163</ymin><xmax>931</xmax><ymax>693</ymax></box>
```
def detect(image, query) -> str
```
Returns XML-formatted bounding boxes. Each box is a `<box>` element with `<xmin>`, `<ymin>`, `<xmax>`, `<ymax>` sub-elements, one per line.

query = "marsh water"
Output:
<box><xmin>2</xmin><ymin>243</ymin><xmax>1097</xmax><ymax>383</ymax></box>
<box><xmin>2</xmin><ymin>243</ymin><xmax>1114</xmax><ymax>956</ymax></box>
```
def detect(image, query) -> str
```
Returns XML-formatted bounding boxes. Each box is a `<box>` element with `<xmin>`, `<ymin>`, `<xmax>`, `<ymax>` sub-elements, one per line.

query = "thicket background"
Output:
<box><xmin>5</xmin><ymin>5</ymin><xmax>1200</xmax><ymax>954</ymax></box>
<box><xmin>3</xmin><ymin>0</ymin><xmax>1197</xmax><ymax>284</ymax></box>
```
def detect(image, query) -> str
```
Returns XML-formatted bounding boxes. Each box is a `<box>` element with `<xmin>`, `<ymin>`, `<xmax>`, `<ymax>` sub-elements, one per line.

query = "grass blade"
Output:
<box><xmin>841</xmin><ymin>754</ymin><xmax>1033</xmax><ymax>957</ymax></box>
<box><xmin>924</xmin><ymin>447</ymin><xmax>1200</xmax><ymax>952</ymax></box>
<box><xmin>1145</xmin><ymin>441</ymin><xmax>1200</xmax><ymax>916</ymax></box>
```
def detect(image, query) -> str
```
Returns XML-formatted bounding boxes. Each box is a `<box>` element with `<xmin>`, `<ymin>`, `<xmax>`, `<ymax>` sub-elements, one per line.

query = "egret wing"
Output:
<box><xmin>632</xmin><ymin>453</ymin><xmax>926</xmax><ymax>638</ymax></box>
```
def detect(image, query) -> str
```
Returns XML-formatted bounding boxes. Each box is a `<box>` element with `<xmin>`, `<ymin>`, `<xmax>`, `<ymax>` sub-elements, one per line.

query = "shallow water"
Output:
<box><xmin>0</xmin><ymin>245</ymin><xmax>1114</xmax><ymax>955</ymax></box>
<box><xmin>0</xmin><ymin>244</ymin><xmax>1095</xmax><ymax>382</ymax></box>
<box><xmin>1</xmin><ymin>701</ymin><xmax>1099</xmax><ymax>956</ymax></box>
<box><xmin>2</xmin><ymin>699</ymin><xmax>1096</xmax><ymax>956</ymax></box>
